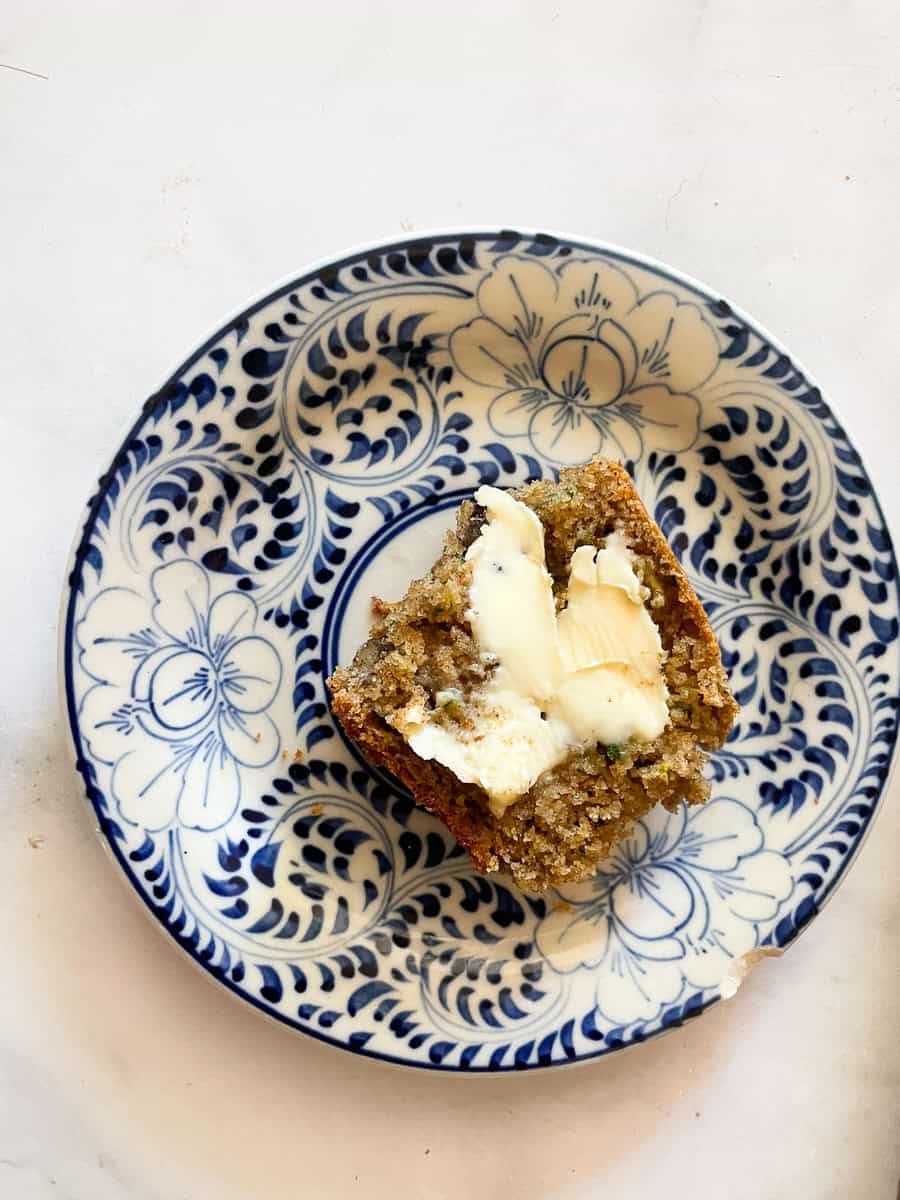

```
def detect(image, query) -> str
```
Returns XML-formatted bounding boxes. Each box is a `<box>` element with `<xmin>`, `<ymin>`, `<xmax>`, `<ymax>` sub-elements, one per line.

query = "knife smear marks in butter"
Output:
<box><xmin>391</xmin><ymin>486</ymin><xmax>669</xmax><ymax>816</ymax></box>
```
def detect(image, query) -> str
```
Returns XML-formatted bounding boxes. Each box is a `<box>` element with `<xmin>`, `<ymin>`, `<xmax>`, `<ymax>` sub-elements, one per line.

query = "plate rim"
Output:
<box><xmin>58</xmin><ymin>226</ymin><xmax>900</xmax><ymax>1072</ymax></box>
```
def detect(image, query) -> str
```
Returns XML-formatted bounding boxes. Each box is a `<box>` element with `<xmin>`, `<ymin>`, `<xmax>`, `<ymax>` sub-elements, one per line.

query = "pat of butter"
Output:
<box><xmin>392</xmin><ymin>486</ymin><xmax>669</xmax><ymax>816</ymax></box>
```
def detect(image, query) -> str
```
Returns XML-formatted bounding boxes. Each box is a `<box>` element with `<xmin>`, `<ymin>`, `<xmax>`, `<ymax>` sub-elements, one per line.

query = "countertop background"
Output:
<box><xmin>2</xmin><ymin>3</ymin><xmax>898</xmax><ymax>1197</ymax></box>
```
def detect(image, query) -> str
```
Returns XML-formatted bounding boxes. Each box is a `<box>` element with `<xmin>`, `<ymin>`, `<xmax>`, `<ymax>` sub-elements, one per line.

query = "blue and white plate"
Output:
<box><xmin>62</xmin><ymin>231</ymin><xmax>899</xmax><ymax>1071</ymax></box>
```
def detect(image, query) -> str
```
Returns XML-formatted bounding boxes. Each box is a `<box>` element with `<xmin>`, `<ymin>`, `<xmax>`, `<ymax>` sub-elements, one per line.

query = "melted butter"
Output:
<box><xmin>392</xmin><ymin>486</ymin><xmax>669</xmax><ymax>816</ymax></box>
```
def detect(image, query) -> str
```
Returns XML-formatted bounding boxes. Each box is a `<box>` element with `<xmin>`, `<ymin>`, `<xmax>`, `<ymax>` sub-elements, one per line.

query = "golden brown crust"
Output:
<box><xmin>328</xmin><ymin>693</ymin><xmax>502</xmax><ymax>872</ymax></box>
<box><xmin>328</xmin><ymin>459</ymin><xmax>738</xmax><ymax>891</ymax></box>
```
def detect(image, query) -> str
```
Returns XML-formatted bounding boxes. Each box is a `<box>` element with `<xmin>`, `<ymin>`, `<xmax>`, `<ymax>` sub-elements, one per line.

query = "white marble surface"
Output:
<box><xmin>2</xmin><ymin>3</ymin><xmax>899</xmax><ymax>1197</ymax></box>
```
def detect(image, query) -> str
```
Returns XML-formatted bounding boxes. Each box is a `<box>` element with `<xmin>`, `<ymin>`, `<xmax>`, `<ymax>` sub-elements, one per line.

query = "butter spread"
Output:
<box><xmin>392</xmin><ymin>486</ymin><xmax>669</xmax><ymax>816</ymax></box>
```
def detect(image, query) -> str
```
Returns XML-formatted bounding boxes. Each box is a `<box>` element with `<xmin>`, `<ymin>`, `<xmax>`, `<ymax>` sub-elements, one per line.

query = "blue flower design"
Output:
<box><xmin>448</xmin><ymin>254</ymin><xmax>719</xmax><ymax>464</ymax></box>
<box><xmin>534</xmin><ymin>798</ymin><xmax>792</xmax><ymax>1024</ymax></box>
<box><xmin>77</xmin><ymin>561</ymin><xmax>282</xmax><ymax>831</ymax></box>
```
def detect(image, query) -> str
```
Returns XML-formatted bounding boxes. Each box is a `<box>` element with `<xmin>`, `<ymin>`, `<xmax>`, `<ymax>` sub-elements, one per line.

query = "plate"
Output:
<box><xmin>62</xmin><ymin>230</ymin><xmax>900</xmax><ymax>1071</ymax></box>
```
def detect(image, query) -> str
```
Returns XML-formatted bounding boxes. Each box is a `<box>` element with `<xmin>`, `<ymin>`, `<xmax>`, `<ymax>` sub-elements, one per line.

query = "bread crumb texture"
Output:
<box><xmin>328</xmin><ymin>459</ymin><xmax>738</xmax><ymax>891</ymax></box>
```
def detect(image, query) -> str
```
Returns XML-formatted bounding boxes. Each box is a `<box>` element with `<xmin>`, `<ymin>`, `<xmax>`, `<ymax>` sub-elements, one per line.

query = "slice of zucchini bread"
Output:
<box><xmin>328</xmin><ymin>459</ymin><xmax>738</xmax><ymax>891</ymax></box>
